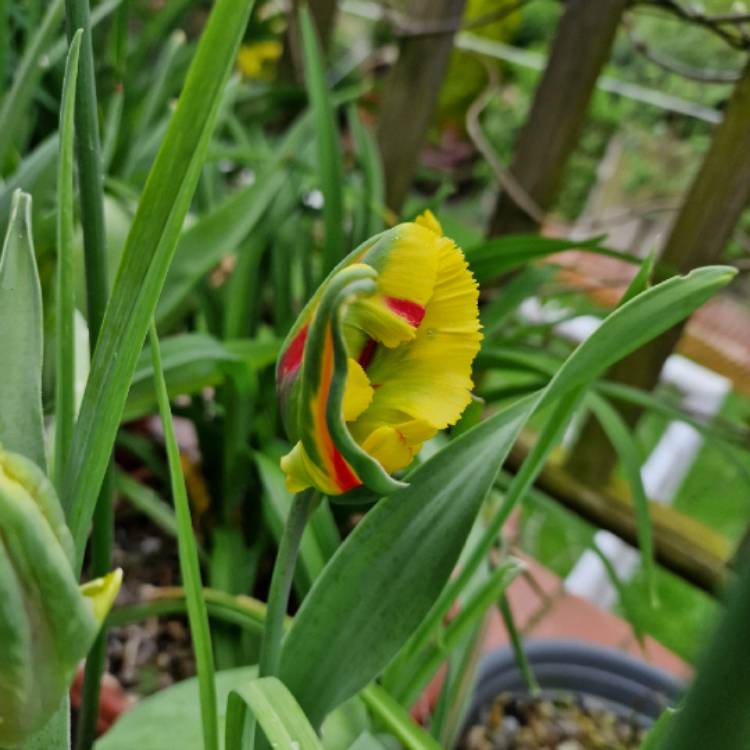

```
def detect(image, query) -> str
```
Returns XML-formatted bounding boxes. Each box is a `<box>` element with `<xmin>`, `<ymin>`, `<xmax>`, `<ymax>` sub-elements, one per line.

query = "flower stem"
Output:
<box><xmin>259</xmin><ymin>489</ymin><xmax>317</xmax><ymax>678</ymax></box>
<box><xmin>148</xmin><ymin>322</ymin><xmax>219</xmax><ymax>750</ymax></box>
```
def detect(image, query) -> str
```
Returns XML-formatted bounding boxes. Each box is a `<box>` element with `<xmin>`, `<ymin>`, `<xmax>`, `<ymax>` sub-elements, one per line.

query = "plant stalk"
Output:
<box><xmin>258</xmin><ymin>489</ymin><xmax>317</xmax><ymax>678</ymax></box>
<box><xmin>148</xmin><ymin>322</ymin><xmax>219</xmax><ymax>750</ymax></box>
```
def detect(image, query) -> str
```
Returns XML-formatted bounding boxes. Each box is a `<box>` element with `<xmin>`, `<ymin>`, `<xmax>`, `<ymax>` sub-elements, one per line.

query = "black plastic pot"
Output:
<box><xmin>466</xmin><ymin>639</ymin><xmax>684</xmax><ymax>732</ymax></box>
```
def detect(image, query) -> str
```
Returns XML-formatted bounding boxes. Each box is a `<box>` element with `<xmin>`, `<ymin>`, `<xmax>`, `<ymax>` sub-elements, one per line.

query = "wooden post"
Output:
<box><xmin>567</xmin><ymin>60</ymin><xmax>750</xmax><ymax>486</ymax></box>
<box><xmin>280</xmin><ymin>0</ymin><xmax>339</xmax><ymax>83</ymax></box>
<box><xmin>376</xmin><ymin>0</ymin><xmax>467</xmax><ymax>214</ymax></box>
<box><xmin>488</xmin><ymin>0</ymin><xmax>629</xmax><ymax>236</ymax></box>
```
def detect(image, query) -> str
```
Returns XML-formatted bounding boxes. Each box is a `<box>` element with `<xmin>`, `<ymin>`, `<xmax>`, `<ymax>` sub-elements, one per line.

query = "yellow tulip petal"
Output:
<box><xmin>280</xmin><ymin>441</ymin><xmax>340</xmax><ymax>495</ymax></box>
<box><xmin>360</xmin><ymin>426</ymin><xmax>415</xmax><ymax>474</ymax></box>
<box><xmin>358</xmin><ymin>235</ymin><xmax>482</xmax><ymax>430</ymax></box>
<box><xmin>343</xmin><ymin>358</ymin><xmax>374</xmax><ymax>421</ymax></box>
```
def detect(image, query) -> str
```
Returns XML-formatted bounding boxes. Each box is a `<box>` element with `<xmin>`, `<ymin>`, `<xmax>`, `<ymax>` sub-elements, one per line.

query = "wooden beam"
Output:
<box><xmin>488</xmin><ymin>0</ymin><xmax>629</xmax><ymax>236</ymax></box>
<box><xmin>506</xmin><ymin>433</ymin><xmax>733</xmax><ymax>596</ymax></box>
<box><xmin>376</xmin><ymin>0</ymin><xmax>467</xmax><ymax>213</ymax></box>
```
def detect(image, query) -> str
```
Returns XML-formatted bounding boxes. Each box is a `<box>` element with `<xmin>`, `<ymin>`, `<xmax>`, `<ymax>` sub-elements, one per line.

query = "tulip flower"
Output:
<box><xmin>276</xmin><ymin>211</ymin><xmax>482</xmax><ymax>496</ymax></box>
<box><xmin>0</xmin><ymin>447</ymin><xmax>122</xmax><ymax>746</ymax></box>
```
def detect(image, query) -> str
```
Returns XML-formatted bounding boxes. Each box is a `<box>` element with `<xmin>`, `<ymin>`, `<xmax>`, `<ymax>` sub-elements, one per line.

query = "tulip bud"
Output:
<box><xmin>276</xmin><ymin>212</ymin><xmax>482</xmax><ymax>497</ymax></box>
<box><xmin>0</xmin><ymin>447</ymin><xmax>122</xmax><ymax>746</ymax></box>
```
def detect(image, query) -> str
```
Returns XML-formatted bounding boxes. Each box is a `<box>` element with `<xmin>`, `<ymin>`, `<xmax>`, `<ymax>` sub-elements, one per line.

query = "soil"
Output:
<box><xmin>460</xmin><ymin>691</ymin><xmax>647</xmax><ymax>750</ymax></box>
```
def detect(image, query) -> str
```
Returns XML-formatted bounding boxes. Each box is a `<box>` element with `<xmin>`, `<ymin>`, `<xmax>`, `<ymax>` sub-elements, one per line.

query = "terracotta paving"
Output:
<box><xmin>485</xmin><ymin>551</ymin><xmax>692</xmax><ymax>682</ymax></box>
<box><xmin>547</xmin><ymin>251</ymin><xmax>750</xmax><ymax>397</ymax></box>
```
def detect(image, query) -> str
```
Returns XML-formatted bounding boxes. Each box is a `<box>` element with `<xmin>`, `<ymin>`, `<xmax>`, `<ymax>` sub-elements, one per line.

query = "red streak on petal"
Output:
<box><xmin>318</xmin><ymin>330</ymin><xmax>361</xmax><ymax>493</ymax></box>
<box><xmin>331</xmin><ymin>448</ymin><xmax>360</xmax><ymax>492</ymax></box>
<box><xmin>385</xmin><ymin>297</ymin><xmax>426</xmax><ymax>327</ymax></box>
<box><xmin>280</xmin><ymin>324</ymin><xmax>308</xmax><ymax>378</ymax></box>
<box><xmin>358</xmin><ymin>338</ymin><xmax>377</xmax><ymax>369</ymax></box>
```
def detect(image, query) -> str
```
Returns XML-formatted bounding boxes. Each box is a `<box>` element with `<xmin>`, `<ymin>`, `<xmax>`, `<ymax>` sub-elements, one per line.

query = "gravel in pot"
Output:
<box><xmin>460</xmin><ymin>640</ymin><xmax>683</xmax><ymax>750</ymax></box>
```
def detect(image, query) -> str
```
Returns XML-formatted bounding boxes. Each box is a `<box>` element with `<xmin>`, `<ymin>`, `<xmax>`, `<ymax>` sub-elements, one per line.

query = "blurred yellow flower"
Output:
<box><xmin>237</xmin><ymin>40</ymin><xmax>283</xmax><ymax>80</ymax></box>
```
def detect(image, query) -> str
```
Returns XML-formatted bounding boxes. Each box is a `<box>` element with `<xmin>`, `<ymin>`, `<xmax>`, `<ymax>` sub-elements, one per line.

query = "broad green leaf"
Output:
<box><xmin>640</xmin><ymin>708</ymin><xmax>676</xmax><ymax>749</ymax></box>
<box><xmin>278</xmin><ymin>395</ymin><xmax>537</xmax><ymax>727</ymax></box>
<box><xmin>96</xmin><ymin>667</ymin><xmax>257</xmax><ymax>750</ymax></box>
<box><xmin>660</xmin><ymin>562</ymin><xmax>750</xmax><ymax>749</ymax></box>
<box><xmin>0</xmin><ymin>191</ymin><xmax>45</xmax><ymax>470</ymax></box>
<box><xmin>299</xmin><ymin>4</ymin><xmax>345</xmax><ymax>275</ymax></box>
<box><xmin>225</xmin><ymin>677</ymin><xmax>324</xmax><ymax>750</ymax></box>
<box><xmin>393</xmin><ymin>266</ymin><xmax>735</xmax><ymax>674</ymax></box>
<box><xmin>63</xmin><ymin>0</ymin><xmax>257</xmax><ymax>569</ymax></box>
<box><xmin>464</xmin><ymin>234</ymin><xmax>637</xmax><ymax>283</ymax></box>
<box><xmin>20</xmin><ymin>701</ymin><xmax>70</xmax><ymax>750</ymax></box>
<box><xmin>346</xmin><ymin>731</ymin><xmax>391</xmax><ymax>750</ymax></box>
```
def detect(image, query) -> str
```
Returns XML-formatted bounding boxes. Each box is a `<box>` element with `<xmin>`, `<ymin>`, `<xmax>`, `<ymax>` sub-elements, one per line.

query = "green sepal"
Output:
<box><xmin>0</xmin><ymin>449</ymin><xmax>122</xmax><ymax>747</ymax></box>
<box><xmin>298</xmin><ymin>264</ymin><xmax>407</xmax><ymax>496</ymax></box>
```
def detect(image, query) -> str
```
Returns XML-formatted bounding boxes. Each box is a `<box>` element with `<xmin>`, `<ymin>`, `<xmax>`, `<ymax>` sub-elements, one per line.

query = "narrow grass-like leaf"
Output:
<box><xmin>589</xmin><ymin>393</ymin><xmax>657</xmax><ymax>606</ymax></box>
<box><xmin>114</xmin><ymin>471</ymin><xmax>179</xmax><ymax>540</ymax></box>
<box><xmin>124</xmin><ymin>333</ymin><xmax>241</xmax><ymax>420</ymax></box>
<box><xmin>0</xmin><ymin>191</ymin><xmax>45</xmax><ymax>470</ymax></box>
<box><xmin>0</xmin><ymin>137</ymin><xmax>58</xmax><ymax>236</ymax></box>
<box><xmin>225</xmin><ymin>677</ymin><xmax>324</xmax><ymax>750</ymax></box>
<box><xmin>64</xmin><ymin>0</ymin><xmax>257</xmax><ymax>569</ymax></box>
<box><xmin>360</xmin><ymin>684</ymin><xmax>442</xmax><ymax>750</ymax></box>
<box><xmin>0</xmin><ymin>0</ymin><xmax>64</xmax><ymax>164</ymax></box>
<box><xmin>54</xmin><ymin>29</ymin><xmax>83</xmax><ymax>493</ymax></box>
<box><xmin>149</xmin><ymin>323</ymin><xmax>218</xmax><ymax>750</ymax></box>
<box><xmin>347</xmin><ymin>104</ymin><xmax>385</xmax><ymax>245</ymax></box>
<box><xmin>299</xmin><ymin>4</ymin><xmax>345</xmax><ymax>275</ymax></box>
<box><xmin>397</xmin><ymin>560</ymin><xmax>523</xmax><ymax>706</ymax></box>
<box><xmin>464</xmin><ymin>234</ymin><xmax>637</xmax><ymax>284</ymax></box>
<box><xmin>481</xmin><ymin>265</ymin><xmax>555</xmax><ymax>337</ymax></box>
<box><xmin>498</xmin><ymin>594</ymin><xmax>540</xmax><ymax>697</ymax></box>
<box><xmin>619</xmin><ymin>250</ymin><xmax>655</xmax><ymax>306</ymax></box>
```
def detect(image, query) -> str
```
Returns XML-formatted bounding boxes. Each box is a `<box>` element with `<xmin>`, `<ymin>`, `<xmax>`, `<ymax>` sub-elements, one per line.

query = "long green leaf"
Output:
<box><xmin>278</xmin><ymin>395</ymin><xmax>537</xmax><ymax>727</ymax></box>
<box><xmin>124</xmin><ymin>333</ymin><xmax>241</xmax><ymax>421</ymax></box>
<box><xmin>464</xmin><ymin>234</ymin><xmax>637</xmax><ymax>284</ymax></box>
<box><xmin>360</xmin><ymin>684</ymin><xmax>442</xmax><ymax>750</ymax></box>
<box><xmin>396</xmin><ymin>560</ymin><xmax>523</xmax><ymax>707</ymax></box>
<box><xmin>54</xmin><ymin>29</ymin><xmax>83</xmax><ymax>493</ymax></box>
<box><xmin>149</xmin><ymin>323</ymin><xmax>218</xmax><ymax>750</ymax></box>
<box><xmin>63</xmin><ymin>0</ymin><xmax>257</xmax><ymax>570</ymax></box>
<box><xmin>661</xmin><ymin>562</ymin><xmax>750</xmax><ymax>749</ymax></box>
<box><xmin>225</xmin><ymin>677</ymin><xmax>324</xmax><ymax>750</ymax></box>
<box><xmin>589</xmin><ymin>393</ymin><xmax>657</xmax><ymax>605</ymax></box>
<box><xmin>394</xmin><ymin>266</ymin><xmax>735</xmax><ymax>675</ymax></box>
<box><xmin>299</xmin><ymin>4</ymin><xmax>345</xmax><ymax>275</ymax></box>
<box><xmin>0</xmin><ymin>191</ymin><xmax>45</xmax><ymax>470</ymax></box>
